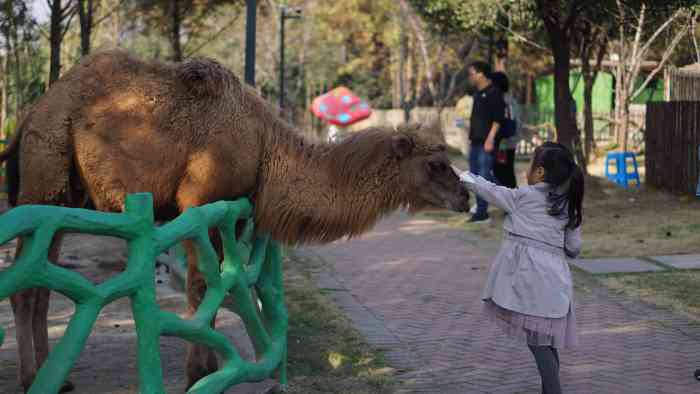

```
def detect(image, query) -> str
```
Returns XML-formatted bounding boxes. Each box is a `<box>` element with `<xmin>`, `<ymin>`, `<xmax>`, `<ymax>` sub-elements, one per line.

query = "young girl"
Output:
<box><xmin>456</xmin><ymin>142</ymin><xmax>584</xmax><ymax>394</ymax></box>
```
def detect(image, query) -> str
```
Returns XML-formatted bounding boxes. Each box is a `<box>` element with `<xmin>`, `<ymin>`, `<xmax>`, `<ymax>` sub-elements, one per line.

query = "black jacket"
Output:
<box><xmin>469</xmin><ymin>84</ymin><xmax>506</xmax><ymax>143</ymax></box>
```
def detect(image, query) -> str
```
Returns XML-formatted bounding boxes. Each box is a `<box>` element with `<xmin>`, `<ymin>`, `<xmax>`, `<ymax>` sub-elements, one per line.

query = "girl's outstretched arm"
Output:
<box><xmin>453</xmin><ymin>167</ymin><xmax>521</xmax><ymax>213</ymax></box>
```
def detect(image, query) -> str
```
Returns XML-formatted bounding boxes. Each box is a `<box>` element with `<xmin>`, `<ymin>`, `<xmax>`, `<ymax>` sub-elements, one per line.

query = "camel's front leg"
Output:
<box><xmin>31</xmin><ymin>287</ymin><xmax>49</xmax><ymax>371</ymax></box>
<box><xmin>10</xmin><ymin>288</ymin><xmax>37</xmax><ymax>393</ymax></box>
<box><xmin>184</xmin><ymin>237</ymin><xmax>219</xmax><ymax>390</ymax></box>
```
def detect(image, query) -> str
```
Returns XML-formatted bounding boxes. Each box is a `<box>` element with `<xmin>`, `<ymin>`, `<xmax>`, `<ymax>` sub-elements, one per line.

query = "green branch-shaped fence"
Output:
<box><xmin>0</xmin><ymin>193</ymin><xmax>288</xmax><ymax>394</ymax></box>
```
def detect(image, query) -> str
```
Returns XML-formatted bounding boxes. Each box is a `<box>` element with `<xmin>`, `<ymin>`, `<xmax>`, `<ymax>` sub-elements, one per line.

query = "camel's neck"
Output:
<box><xmin>254</xmin><ymin>124</ymin><xmax>406</xmax><ymax>245</ymax></box>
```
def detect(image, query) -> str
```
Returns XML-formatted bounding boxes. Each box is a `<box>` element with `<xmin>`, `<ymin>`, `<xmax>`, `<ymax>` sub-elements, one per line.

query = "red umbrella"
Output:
<box><xmin>310</xmin><ymin>86</ymin><xmax>372</xmax><ymax>126</ymax></box>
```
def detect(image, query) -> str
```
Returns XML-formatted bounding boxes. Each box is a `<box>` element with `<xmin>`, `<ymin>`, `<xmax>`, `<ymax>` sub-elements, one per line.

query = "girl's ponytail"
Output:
<box><xmin>566</xmin><ymin>163</ymin><xmax>584</xmax><ymax>229</ymax></box>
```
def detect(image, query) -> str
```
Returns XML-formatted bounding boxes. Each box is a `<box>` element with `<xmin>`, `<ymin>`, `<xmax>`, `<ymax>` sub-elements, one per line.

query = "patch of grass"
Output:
<box><xmin>282</xmin><ymin>250</ymin><xmax>396</xmax><ymax>394</ymax></box>
<box><xmin>598</xmin><ymin>270</ymin><xmax>700</xmax><ymax>322</ymax></box>
<box><xmin>581</xmin><ymin>177</ymin><xmax>700</xmax><ymax>258</ymax></box>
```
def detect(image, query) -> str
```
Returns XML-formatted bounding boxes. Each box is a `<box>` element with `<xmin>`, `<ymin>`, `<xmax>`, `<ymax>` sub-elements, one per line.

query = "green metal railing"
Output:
<box><xmin>0</xmin><ymin>193</ymin><xmax>288</xmax><ymax>394</ymax></box>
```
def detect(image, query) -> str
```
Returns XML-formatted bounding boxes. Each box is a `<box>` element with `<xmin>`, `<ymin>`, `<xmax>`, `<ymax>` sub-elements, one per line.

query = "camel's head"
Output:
<box><xmin>392</xmin><ymin>131</ymin><xmax>470</xmax><ymax>213</ymax></box>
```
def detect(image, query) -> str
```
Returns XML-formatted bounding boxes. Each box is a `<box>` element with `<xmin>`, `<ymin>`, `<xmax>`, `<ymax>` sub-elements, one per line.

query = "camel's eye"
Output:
<box><xmin>428</xmin><ymin>161</ymin><xmax>447</xmax><ymax>173</ymax></box>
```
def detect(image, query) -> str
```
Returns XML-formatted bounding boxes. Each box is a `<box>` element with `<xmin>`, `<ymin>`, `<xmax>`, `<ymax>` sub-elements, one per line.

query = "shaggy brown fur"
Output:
<box><xmin>0</xmin><ymin>50</ymin><xmax>469</xmax><ymax>391</ymax></box>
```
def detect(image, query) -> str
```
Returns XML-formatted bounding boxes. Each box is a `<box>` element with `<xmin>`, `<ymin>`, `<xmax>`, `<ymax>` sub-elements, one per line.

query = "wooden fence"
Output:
<box><xmin>645</xmin><ymin>101</ymin><xmax>700</xmax><ymax>195</ymax></box>
<box><xmin>666</xmin><ymin>67</ymin><xmax>700</xmax><ymax>101</ymax></box>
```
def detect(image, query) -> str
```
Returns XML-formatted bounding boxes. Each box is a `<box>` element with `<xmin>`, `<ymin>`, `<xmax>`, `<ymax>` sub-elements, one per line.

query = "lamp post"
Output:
<box><xmin>244</xmin><ymin>0</ymin><xmax>256</xmax><ymax>86</ymax></box>
<box><xmin>278</xmin><ymin>5</ymin><xmax>302</xmax><ymax>112</ymax></box>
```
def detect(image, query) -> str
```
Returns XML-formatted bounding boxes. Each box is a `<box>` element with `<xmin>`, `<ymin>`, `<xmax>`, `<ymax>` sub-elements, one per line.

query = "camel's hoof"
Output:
<box><xmin>59</xmin><ymin>380</ymin><xmax>75</xmax><ymax>393</ymax></box>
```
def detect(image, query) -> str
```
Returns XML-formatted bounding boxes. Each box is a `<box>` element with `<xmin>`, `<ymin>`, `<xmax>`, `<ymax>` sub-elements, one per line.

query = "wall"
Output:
<box><xmin>349</xmin><ymin>102</ymin><xmax>473</xmax><ymax>154</ymax></box>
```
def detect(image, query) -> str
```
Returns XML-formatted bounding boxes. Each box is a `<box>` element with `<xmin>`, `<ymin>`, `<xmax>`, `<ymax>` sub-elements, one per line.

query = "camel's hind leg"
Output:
<box><xmin>183</xmin><ymin>234</ymin><xmax>221</xmax><ymax>390</ymax></box>
<box><xmin>10</xmin><ymin>234</ymin><xmax>74</xmax><ymax>393</ymax></box>
<box><xmin>34</xmin><ymin>234</ymin><xmax>74</xmax><ymax>393</ymax></box>
<box><xmin>33</xmin><ymin>233</ymin><xmax>63</xmax><ymax>368</ymax></box>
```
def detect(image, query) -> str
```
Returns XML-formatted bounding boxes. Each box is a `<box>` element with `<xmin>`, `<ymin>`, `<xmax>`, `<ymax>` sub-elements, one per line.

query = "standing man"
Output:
<box><xmin>467</xmin><ymin>61</ymin><xmax>506</xmax><ymax>223</ymax></box>
<box><xmin>490</xmin><ymin>71</ymin><xmax>520</xmax><ymax>189</ymax></box>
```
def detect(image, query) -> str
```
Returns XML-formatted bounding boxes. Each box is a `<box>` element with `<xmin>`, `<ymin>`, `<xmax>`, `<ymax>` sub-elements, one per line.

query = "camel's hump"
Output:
<box><xmin>73</xmin><ymin>50</ymin><xmax>241</xmax><ymax>99</ymax></box>
<box><xmin>176</xmin><ymin>57</ymin><xmax>242</xmax><ymax>98</ymax></box>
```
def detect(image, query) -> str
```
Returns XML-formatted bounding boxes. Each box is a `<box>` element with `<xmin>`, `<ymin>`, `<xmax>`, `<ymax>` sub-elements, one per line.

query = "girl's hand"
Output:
<box><xmin>451</xmin><ymin>166</ymin><xmax>476</xmax><ymax>183</ymax></box>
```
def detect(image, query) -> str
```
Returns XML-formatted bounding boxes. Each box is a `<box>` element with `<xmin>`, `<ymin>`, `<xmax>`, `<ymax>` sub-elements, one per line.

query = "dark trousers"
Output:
<box><xmin>468</xmin><ymin>143</ymin><xmax>495</xmax><ymax>216</ymax></box>
<box><xmin>528</xmin><ymin>345</ymin><xmax>562</xmax><ymax>394</ymax></box>
<box><xmin>494</xmin><ymin>148</ymin><xmax>517</xmax><ymax>189</ymax></box>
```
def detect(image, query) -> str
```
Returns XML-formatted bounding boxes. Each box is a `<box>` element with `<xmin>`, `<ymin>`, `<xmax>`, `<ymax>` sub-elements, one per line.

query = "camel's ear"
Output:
<box><xmin>392</xmin><ymin>134</ymin><xmax>414</xmax><ymax>159</ymax></box>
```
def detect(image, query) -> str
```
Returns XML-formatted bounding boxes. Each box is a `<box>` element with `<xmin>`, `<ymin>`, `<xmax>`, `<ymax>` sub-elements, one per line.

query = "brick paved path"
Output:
<box><xmin>300</xmin><ymin>212</ymin><xmax>700</xmax><ymax>394</ymax></box>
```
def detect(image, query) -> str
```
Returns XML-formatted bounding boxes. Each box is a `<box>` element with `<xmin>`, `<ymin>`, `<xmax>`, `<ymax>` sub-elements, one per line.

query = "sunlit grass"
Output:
<box><xmin>283</xmin><ymin>250</ymin><xmax>396</xmax><ymax>394</ymax></box>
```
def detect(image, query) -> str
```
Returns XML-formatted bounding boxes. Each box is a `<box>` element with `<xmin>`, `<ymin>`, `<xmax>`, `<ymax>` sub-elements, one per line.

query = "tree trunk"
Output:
<box><xmin>551</xmin><ymin>42</ymin><xmax>577</xmax><ymax>150</ymax></box>
<box><xmin>582</xmin><ymin>72</ymin><xmax>595</xmax><ymax>164</ymax></box>
<box><xmin>49</xmin><ymin>0</ymin><xmax>64</xmax><ymax>85</ymax></box>
<box><xmin>170</xmin><ymin>0</ymin><xmax>183</xmax><ymax>62</ymax></box>
<box><xmin>0</xmin><ymin>53</ymin><xmax>6</xmax><ymax>138</ymax></box>
<box><xmin>399</xmin><ymin>15</ymin><xmax>410</xmax><ymax>123</ymax></box>
<box><xmin>621</xmin><ymin>102</ymin><xmax>630</xmax><ymax>153</ymax></box>
<box><xmin>487</xmin><ymin>30</ymin><xmax>494</xmax><ymax>66</ymax></box>
<box><xmin>5</xmin><ymin>2</ymin><xmax>23</xmax><ymax>112</ymax></box>
<box><xmin>536</xmin><ymin>0</ymin><xmax>585</xmax><ymax>158</ymax></box>
<box><xmin>78</xmin><ymin>0</ymin><xmax>94</xmax><ymax>56</ymax></box>
<box><xmin>399</xmin><ymin>0</ymin><xmax>436</xmax><ymax>104</ymax></box>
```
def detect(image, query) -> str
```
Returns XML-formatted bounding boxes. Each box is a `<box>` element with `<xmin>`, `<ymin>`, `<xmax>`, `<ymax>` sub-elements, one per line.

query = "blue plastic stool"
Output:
<box><xmin>605</xmin><ymin>152</ymin><xmax>641</xmax><ymax>188</ymax></box>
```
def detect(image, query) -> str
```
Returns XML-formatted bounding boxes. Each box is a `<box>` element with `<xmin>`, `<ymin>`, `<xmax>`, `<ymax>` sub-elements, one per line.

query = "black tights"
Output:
<box><xmin>528</xmin><ymin>345</ymin><xmax>561</xmax><ymax>394</ymax></box>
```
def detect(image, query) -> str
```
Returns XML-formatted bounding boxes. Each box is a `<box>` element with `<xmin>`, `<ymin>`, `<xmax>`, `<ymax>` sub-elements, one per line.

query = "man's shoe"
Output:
<box><xmin>469</xmin><ymin>204</ymin><xmax>477</xmax><ymax>214</ymax></box>
<box><xmin>468</xmin><ymin>213</ymin><xmax>491</xmax><ymax>224</ymax></box>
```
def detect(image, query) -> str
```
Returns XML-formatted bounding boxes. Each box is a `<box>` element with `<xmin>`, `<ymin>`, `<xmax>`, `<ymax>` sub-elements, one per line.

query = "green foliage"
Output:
<box><xmin>410</xmin><ymin>0</ymin><xmax>540</xmax><ymax>36</ymax></box>
<box><xmin>2</xmin><ymin>116</ymin><xmax>16</xmax><ymax>137</ymax></box>
<box><xmin>1</xmin><ymin>0</ymin><xmax>46</xmax><ymax>114</ymax></box>
<box><xmin>309</xmin><ymin>0</ymin><xmax>398</xmax><ymax>107</ymax></box>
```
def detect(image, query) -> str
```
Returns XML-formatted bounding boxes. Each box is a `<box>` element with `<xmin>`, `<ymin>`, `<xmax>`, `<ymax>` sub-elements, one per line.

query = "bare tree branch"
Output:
<box><xmin>93</xmin><ymin>0</ymin><xmax>127</xmax><ymax>27</ymax></box>
<box><xmin>628</xmin><ymin>3</ymin><xmax>646</xmax><ymax>88</ymax></box>
<box><xmin>629</xmin><ymin>3</ymin><xmax>645</xmax><ymax>64</ymax></box>
<box><xmin>184</xmin><ymin>12</ymin><xmax>243</xmax><ymax>57</ymax></box>
<box><xmin>60</xmin><ymin>0</ymin><xmax>75</xmax><ymax>16</ymax></box>
<box><xmin>492</xmin><ymin>20</ymin><xmax>551</xmax><ymax>53</ymax></box>
<box><xmin>563</xmin><ymin>1</ymin><xmax>583</xmax><ymax>33</ymax></box>
<box><xmin>398</xmin><ymin>0</ymin><xmax>437</xmax><ymax>102</ymax></box>
<box><xmin>60</xmin><ymin>6</ymin><xmax>78</xmax><ymax>38</ymax></box>
<box><xmin>692</xmin><ymin>13</ymin><xmax>700</xmax><ymax>62</ymax></box>
<box><xmin>631</xmin><ymin>13</ymin><xmax>694</xmax><ymax>100</ymax></box>
<box><xmin>636</xmin><ymin>7</ymin><xmax>688</xmax><ymax>62</ymax></box>
<box><xmin>492</xmin><ymin>1</ymin><xmax>551</xmax><ymax>53</ymax></box>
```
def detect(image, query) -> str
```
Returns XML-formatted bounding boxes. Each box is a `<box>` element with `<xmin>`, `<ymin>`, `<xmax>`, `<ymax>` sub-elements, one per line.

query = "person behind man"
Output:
<box><xmin>490</xmin><ymin>71</ymin><xmax>520</xmax><ymax>189</ymax></box>
<box><xmin>467</xmin><ymin>61</ymin><xmax>506</xmax><ymax>223</ymax></box>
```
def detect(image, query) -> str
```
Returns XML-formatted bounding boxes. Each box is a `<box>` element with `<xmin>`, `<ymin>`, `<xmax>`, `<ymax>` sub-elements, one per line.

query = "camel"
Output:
<box><xmin>0</xmin><ymin>50</ymin><xmax>469</xmax><ymax>392</ymax></box>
